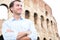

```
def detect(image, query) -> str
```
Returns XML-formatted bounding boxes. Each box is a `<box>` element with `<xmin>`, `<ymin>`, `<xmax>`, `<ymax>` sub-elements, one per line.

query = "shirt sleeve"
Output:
<box><xmin>28</xmin><ymin>21</ymin><xmax>38</xmax><ymax>40</ymax></box>
<box><xmin>2</xmin><ymin>22</ymin><xmax>18</xmax><ymax>40</ymax></box>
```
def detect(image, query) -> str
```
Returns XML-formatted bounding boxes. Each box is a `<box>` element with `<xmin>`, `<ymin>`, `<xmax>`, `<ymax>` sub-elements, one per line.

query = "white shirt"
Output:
<box><xmin>2</xmin><ymin>17</ymin><xmax>38</xmax><ymax>40</ymax></box>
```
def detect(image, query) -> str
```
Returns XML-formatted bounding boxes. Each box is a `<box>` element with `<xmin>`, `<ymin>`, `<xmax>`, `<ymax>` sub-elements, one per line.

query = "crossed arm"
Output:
<box><xmin>2</xmin><ymin>21</ymin><xmax>37</xmax><ymax>40</ymax></box>
<box><xmin>3</xmin><ymin>28</ymin><xmax>31</xmax><ymax>40</ymax></box>
<box><xmin>16</xmin><ymin>32</ymin><xmax>31</xmax><ymax>40</ymax></box>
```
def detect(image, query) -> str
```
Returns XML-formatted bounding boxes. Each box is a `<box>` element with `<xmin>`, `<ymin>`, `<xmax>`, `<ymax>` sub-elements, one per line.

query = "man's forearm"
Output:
<box><xmin>20</xmin><ymin>36</ymin><xmax>31</xmax><ymax>40</ymax></box>
<box><xmin>16</xmin><ymin>31</ymin><xmax>31</xmax><ymax>40</ymax></box>
<box><xmin>16</xmin><ymin>34</ymin><xmax>27</xmax><ymax>40</ymax></box>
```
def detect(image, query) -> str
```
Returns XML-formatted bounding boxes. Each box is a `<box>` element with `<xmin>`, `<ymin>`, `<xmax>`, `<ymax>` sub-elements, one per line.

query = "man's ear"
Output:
<box><xmin>10</xmin><ymin>7</ymin><xmax>13</xmax><ymax>13</ymax></box>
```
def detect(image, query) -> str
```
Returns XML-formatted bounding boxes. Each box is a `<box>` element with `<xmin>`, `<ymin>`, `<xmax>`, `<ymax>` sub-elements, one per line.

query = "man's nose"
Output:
<box><xmin>19</xmin><ymin>6</ymin><xmax>22</xmax><ymax>10</ymax></box>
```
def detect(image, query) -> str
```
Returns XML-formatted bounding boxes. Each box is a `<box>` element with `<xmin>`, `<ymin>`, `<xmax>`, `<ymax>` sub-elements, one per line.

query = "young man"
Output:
<box><xmin>2</xmin><ymin>0</ymin><xmax>38</xmax><ymax>40</ymax></box>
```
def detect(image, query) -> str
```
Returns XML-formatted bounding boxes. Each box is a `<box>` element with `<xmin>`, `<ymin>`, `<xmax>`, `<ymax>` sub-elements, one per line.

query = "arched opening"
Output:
<box><xmin>45</xmin><ymin>11</ymin><xmax>48</xmax><ymax>16</ymax></box>
<box><xmin>0</xmin><ymin>4</ymin><xmax>8</xmax><ymax>20</ymax></box>
<box><xmin>0</xmin><ymin>35</ymin><xmax>4</xmax><ymax>40</ymax></box>
<box><xmin>25</xmin><ymin>10</ymin><xmax>30</xmax><ymax>19</ymax></box>
<box><xmin>37</xmin><ymin>36</ymin><xmax>40</xmax><ymax>40</ymax></box>
<box><xmin>51</xmin><ymin>21</ymin><xmax>53</xmax><ymax>25</ymax></box>
<box><xmin>34</xmin><ymin>13</ymin><xmax>38</xmax><ymax>24</ymax></box>
<box><xmin>49</xmin><ymin>39</ymin><xmax>52</xmax><ymax>40</ymax></box>
<box><xmin>0</xmin><ymin>4</ymin><xmax>8</xmax><ymax>8</ymax></box>
<box><xmin>43</xmin><ymin>38</ymin><xmax>47</xmax><ymax>40</ymax></box>
<box><xmin>40</xmin><ymin>15</ymin><xmax>44</xmax><ymax>28</ymax></box>
<box><xmin>46</xmin><ymin>18</ymin><xmax>49</xmax><ymax>28</ymax></box>
<box><xmin>56</xmin><ymin>33</ymin><xmax>59</xmax><ymax>37</ymax></box>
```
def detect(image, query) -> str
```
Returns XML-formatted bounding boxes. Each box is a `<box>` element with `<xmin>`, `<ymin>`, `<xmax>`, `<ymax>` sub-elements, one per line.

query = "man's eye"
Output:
<box><xmin>20</xmin><ymin>5</ymin><xmax>22</xmax><ymax>7</ymax></box>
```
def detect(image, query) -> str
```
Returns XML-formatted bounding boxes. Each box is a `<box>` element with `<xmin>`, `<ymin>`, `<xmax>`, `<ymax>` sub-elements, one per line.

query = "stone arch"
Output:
<box><xmin>51</xmin><ymin>20</ymin><xmax>53</xmax><ymax>26</ymax></box>
<box><xmin>49</xmin><ymin>39</ymin><xmax>52</xmax><ymax>40</ymax></box>
<box><xmin>46</xmin><ymin>18</ymin><xmax>49</xmax><ymax>28</ymax></box>
<box><xmin>25</xmin><ymin>10</ymin><xmax>30</xmax><ymax>19</ymax></box>
<box><xmin>34</xmin><ymin>12</ymin><xmax>38</xmax><ymax>24</ymax></box>
<box><xmin>56</xmin><ymin>33</ymin><xmax>59</xmax><ymax>37</ymax></box>
<box><xmin>0</xmin><ymin>4</ymin><xmax>8</xmax><ymax>8</ymax></box>
<box><xmin>40</xmin><ymin>15</ymin><xmax>44</xmax><ymax>28</ymax></box>
<box><xmin>43</xmin><ymin>37</ymin><xmax>47</xmax><ymax>40</ymax></box>
<box><xmin>0</xmin><ymin>3</ymin><xmax>8</xmax><ymax>20</ymax></box>
<box><xmin>45</xmin><ymin>11</ymin><xmax>48</xmax><ymax>16</ymax></box>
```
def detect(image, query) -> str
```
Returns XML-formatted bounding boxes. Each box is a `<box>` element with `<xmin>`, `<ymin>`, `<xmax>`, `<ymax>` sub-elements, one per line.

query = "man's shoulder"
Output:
<box><xmin>23</xmin><ymin>18</ymin><xmax>33</xmax><ymax>23</ymax></box>
<box><xmin>3</xmin><ymin>18</ymin><xmax>13</xmax><ymax>24</ymax></box>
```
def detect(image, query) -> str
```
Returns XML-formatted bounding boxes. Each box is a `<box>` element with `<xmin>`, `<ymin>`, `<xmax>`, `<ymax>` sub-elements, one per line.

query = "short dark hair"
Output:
<box><xmin>9</xmin><ymin>0</ymin><xmax>21</xmax><ymax>12</ymax></box>
<box><xmin>0</xmin><ymin>4</ymin><xmax>8</xmax><ymax>8</ymax></box>
<box><xmin>9</xmin><ymin>0</ymin><xmax>21</xmax><ymax>8</ymax></box>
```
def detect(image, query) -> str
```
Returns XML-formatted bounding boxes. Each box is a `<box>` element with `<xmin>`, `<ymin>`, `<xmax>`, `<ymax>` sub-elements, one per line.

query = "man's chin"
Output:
<box><xmin>16</xmin><ymin>13</ymin><xmax>21</xmax><ymax>15</ymax></box>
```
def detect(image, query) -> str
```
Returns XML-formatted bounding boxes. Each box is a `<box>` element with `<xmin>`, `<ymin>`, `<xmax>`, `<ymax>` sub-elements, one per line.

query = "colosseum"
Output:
<box><xmin>0</xmin><ymin>0</ymin><xmax>60</xmax><ymax>40</ymax></box>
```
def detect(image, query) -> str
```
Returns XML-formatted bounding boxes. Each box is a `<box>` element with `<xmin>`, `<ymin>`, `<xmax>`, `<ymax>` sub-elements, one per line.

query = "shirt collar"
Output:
<box><xmin>11</xmin><ymin>17</ymin><xmax>23</xmax><ymax>21</ymax></box>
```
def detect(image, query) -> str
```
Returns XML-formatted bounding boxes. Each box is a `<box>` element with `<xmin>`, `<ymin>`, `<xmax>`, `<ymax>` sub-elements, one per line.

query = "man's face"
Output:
<box><xmin>11</xmin><ymin>1</ymin><xmax>22</xmax><ymax>15</ymax></box>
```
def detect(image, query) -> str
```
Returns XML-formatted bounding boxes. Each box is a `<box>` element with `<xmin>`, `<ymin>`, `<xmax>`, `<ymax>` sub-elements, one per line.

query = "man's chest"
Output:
<box><xmin>8</xmin><ymin>21</ymin><xmax>30</xmax><ymax>32</ymax></box>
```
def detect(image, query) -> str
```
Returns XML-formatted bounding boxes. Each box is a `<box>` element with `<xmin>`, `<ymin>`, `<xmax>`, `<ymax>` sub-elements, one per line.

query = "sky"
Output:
<box><xmin>43</xmin><ymin>0</ymin><xmax>60</xmax><ymax>36</ymax></box>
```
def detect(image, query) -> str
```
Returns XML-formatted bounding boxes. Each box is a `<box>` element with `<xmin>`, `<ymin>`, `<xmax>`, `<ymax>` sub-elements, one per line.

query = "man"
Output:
<box><xmin>2</xmin><ymin>0</ymin><xmax>38</xmax><ymax>40</ymax></box>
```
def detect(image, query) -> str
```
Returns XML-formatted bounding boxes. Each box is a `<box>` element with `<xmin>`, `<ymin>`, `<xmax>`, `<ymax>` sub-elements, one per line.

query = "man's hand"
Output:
<box><xmin>16</xmin><ymin>31</ymin><xmax>31</xmax><ymax>40</ymax></box>
<box><xmin>16</xmin><ymin>32</ymin><xmax>28</xmax><ymax>40</ymax></box>
<box><xmin>20</xmin><ymin>36</ymin><xmax>31</xmax><ymax>40</ymax></box>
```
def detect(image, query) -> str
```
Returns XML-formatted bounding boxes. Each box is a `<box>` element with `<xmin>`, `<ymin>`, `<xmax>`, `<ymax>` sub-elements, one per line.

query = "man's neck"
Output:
<box><xmin>13</xmin><ymin>14</ymin><xmax>21</xmax><ymax>20</ymax></box>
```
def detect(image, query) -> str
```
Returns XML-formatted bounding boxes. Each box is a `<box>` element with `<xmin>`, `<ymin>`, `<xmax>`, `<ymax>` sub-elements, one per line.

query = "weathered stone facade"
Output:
<box><xmin>0</xmin><ymin>0</ymin><xmax>60</xmax><ymax>40</ymax></box>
